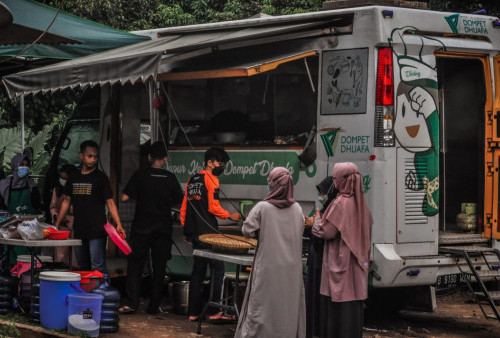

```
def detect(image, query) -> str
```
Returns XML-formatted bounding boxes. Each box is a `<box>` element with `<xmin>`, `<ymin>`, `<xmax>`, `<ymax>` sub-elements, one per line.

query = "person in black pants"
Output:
<box><xmin>180</xmin><ymin>147</ymin><xmax>241</xmax><ymax>321</ymax></box>
<box><xmin>119</xmin><ymin>141</ymin><xmax>184</xmax><ymax>314</ymax></box>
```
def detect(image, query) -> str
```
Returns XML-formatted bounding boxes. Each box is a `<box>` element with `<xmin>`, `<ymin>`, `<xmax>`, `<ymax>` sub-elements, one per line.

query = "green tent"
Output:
<box><xmin>0</xmin><ymin>0</ymin><xmax>149</xmax><ymax>60</ymax></box>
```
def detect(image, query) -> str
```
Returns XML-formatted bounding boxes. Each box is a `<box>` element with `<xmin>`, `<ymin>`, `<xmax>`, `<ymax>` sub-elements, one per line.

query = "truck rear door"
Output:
<box><xmin>486</xmin><ymin>55</ymin><xmax>500</xmax><ymax>240</ymax></box>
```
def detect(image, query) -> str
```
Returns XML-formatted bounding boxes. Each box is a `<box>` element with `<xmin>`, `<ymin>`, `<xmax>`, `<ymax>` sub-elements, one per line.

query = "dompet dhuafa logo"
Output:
<box><xmin>445</xmin><ymin>13</ymin><xmax>488</xmax><ymax>35</ymax></box>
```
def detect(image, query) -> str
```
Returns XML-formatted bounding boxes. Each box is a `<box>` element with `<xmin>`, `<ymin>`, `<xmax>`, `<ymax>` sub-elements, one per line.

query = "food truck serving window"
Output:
<box><xmin>163</xmin><ymin>50</ymin><xmax>319</xmax><ymax>148</ymax></box>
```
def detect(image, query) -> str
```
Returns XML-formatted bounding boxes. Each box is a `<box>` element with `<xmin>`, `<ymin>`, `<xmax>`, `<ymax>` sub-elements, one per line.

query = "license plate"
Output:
<box><xmin>436</xmin><ymin>273</ymin><xmax>470</xmax><ymax>289</ymax></box>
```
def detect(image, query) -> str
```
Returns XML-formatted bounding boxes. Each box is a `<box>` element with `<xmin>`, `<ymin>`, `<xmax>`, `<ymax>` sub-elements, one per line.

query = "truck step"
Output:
<box><xmin>439</xmin><ymin>246</ymin><xmax>495</xmax><ymax>254</ymax></box>
<box><xmin>439</xmin><ymin>232</ymin><xmax>489</xmax><ymax>245</ymax></box>
<box><xmin>475</xmin><ymin>291</ymin><xmax>500</xmax><ymax>301</ymax></box>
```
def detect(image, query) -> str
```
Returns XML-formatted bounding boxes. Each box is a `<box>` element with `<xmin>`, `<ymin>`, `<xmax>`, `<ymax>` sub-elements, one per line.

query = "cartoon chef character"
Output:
<box><xmin>390</xmin><ymin>27</ymin><xmax>444</xmax><ymax>216</ymax></box>
<box><xmin>395</xmin><ymin>84</ymin><xmax>439</xmax><ymax>216</ymax></box>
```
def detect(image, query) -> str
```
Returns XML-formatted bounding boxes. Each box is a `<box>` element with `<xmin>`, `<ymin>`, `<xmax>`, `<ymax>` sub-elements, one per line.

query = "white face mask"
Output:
<box><xmin>318</xmin><ymin>194</ymin><xmax>328</xmax><ymax>205</ymax></box>
<box><xmin>59</xmin><ymin>178</ymin><xmax>67</xmax><ymax>187</ymax></box>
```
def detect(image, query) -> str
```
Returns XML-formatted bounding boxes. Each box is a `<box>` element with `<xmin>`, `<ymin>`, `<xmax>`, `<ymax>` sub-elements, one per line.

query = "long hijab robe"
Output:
<box><xmin>235</xmin><ymin>167</ymin><xmax>306</xmax><ymax>338</ymax></box>
<box><xmin>312</xmin><ymin>162</ymin><xmax>373</xmax><ymax>338</ymax></box>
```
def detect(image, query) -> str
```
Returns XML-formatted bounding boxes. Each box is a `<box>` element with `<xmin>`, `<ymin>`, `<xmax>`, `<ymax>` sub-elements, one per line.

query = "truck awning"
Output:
<box><xmin>159</xmin><ymin>50</ymin><xmax>317</xmax><ymax>81</ymax></box>
<box><xmin>3</xmin><ymin>11</ymin><xmax>353</xmax><ymax>98</ymax></box>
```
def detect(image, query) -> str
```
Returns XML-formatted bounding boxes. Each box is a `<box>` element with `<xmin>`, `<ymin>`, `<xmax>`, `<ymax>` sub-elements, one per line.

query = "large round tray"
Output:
<box><xmin>199</xmin><ymin>234</ymin><xmax>257</xmax><ymax>254</ymax></box>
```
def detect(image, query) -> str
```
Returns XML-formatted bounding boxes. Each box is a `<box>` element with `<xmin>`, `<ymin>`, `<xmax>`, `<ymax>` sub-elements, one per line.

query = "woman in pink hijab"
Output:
<box><xmin>312</xmin><ymin>162</ymin><xmax>373</xmax><ymax>338</ymax></box>
<box><xmin>235</xmin><ymin>167</ymin><xmax>306</xmax><ymax>338</ymax></box>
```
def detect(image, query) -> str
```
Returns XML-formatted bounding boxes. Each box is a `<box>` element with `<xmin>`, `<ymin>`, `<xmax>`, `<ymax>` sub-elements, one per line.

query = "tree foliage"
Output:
<box><xmin>40</xmin><ymin>0</ymin><xmax>323</xmax><ymax>31</ymax></box>
<box><xmin>429</xmin><ymin>0</ymin><xmax>500</xmax><ymax>18</ymax></box>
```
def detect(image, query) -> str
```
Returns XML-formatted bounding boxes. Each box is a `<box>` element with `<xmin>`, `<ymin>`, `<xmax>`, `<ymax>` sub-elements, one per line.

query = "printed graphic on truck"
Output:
<box><xmin>389</xmin><ymin>27</ymin><xmax>445</xmax><ymax>216</ymax></box>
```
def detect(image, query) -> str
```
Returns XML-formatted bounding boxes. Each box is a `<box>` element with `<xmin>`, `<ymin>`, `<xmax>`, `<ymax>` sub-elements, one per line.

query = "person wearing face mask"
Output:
<box><xmin>49</xmin><ymin>164</ymin><xmax>76</xmax><ymax>263</ymax></box>
<box><xmin>0</xmin><ymin>154</ymin><xmax>41</xmax><ymax>215</ymax></box>
<box><xmin>180</xmin><ymin>147</ymin><xmax>241</xmax><ymax>322</ymax></box>
<box><xmin>304</xmin><ymin>175</ymin><xmax>338</xmax><ymax>338</ymax></box>
<box><xmin>0</xmin><ymin>154</ymin><xmax>42</xmax><ymax>264</ymax></box>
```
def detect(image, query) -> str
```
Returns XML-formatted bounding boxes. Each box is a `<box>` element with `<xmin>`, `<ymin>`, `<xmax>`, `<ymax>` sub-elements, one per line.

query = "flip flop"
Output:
<box><xmin>188</xmin><ymin>315</ymin><xmax>199</xmax><ymax>322</ymax></box>
<box><xmin>208</xmin><ymin>312</ymin><xmax>236</xmax><ymax>323</ymax></box>
<box><xmin>118</xmin><ymin>305</ymin><xmax>136</xmax><ymax>314</ymax></box>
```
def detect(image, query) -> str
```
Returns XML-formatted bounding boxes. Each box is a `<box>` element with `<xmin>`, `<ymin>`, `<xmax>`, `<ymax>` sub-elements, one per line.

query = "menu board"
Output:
<box><xmin>321</xmin><ymin>48</ymin><xmax>368</xmax><ymax>115</ymax></box>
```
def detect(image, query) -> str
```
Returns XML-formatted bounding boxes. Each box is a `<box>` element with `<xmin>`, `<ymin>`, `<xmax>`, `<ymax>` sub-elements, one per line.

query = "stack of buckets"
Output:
<box><xmin>39</xmin><ymin>272</ymin><xmax>104</xmax><ymax>337</ymax></box>
<box><xmin>0</xmin><ymin>274</ymin><xmax>17</xmax><ymax>314</ymax></box>
<box><xmin>91</xmin><ymin>287</ymin><xmax>121</xmax><ymax>333</ymax></box>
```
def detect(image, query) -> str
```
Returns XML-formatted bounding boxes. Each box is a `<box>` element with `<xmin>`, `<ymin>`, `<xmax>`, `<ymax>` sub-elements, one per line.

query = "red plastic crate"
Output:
<box><xmin>70</xmin><ymin>270</ymin><xmax>103</xmax><ymax>292</ymax></box>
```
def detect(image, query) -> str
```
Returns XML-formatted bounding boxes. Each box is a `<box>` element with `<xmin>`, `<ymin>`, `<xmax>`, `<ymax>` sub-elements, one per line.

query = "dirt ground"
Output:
<box><xmin>2</xmin><ymin>279</ymin><xmax>498</xmax><ymax>337</ymax></box>
<box><xmin>100</xmin><ymin>287</ymin><xmax>500</xmax><ymax>338</ymax></box>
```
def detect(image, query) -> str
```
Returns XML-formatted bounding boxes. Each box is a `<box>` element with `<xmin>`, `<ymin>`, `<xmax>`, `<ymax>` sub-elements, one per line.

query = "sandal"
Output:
<box><xmin>208</xmin><ymin>311</ymin><xmax>236</xmax><ymax>323</ymax></box>
<box><xmin>188</xmin><ymin>315</ymin><xmax>199</xmax><ymax>322</ymax></box>
<box><xmin>118</xmin><ymin>305</ymin><xmax>136</xmax><ymax>314</ymax></box>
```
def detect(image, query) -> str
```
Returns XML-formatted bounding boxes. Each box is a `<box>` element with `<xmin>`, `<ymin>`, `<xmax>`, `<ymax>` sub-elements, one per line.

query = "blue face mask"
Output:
<box><xmin>17</xmin><ymin>166</ymin><xmax>29</xmax><ymax>178</ymax></box>
<box><xmin>267</xmin><ymin>184</ymin><xmax>271</xmax><ymax>191</ymax></box>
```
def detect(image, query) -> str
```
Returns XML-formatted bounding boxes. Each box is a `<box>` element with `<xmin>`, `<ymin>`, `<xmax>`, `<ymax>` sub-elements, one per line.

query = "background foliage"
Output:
<box><xmin>429</xmin><ymin>0</ymin><xmax>500</xmax><ymax>17</ymax></box>
<box><xmin>40</xmin><ymin>0</ymin><xmax>324</xmax><ymax>30</ymax></box>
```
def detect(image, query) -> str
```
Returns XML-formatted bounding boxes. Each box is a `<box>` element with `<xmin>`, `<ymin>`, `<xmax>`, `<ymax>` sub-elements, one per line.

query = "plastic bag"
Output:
<box><xmin>1</xmin><ymin>226</ymin><xmax>21</xmax><ymax>239</ymax></box>
<box><xmin>17</xmin><ymin>219</ymin><xmax>44</xmax><ymax>240</ymax></box>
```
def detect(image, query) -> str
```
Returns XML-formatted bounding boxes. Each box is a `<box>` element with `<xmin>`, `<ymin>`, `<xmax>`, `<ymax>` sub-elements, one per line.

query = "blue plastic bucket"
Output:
<box><xmin>39</xmin><ymin>271</ymin><xmax>81</xmax><ymax>330</ymax></box>
<box><xmin>68</xmin><ymin>293</ymin><xmax>104</xmax><ymax>337</ymax></box>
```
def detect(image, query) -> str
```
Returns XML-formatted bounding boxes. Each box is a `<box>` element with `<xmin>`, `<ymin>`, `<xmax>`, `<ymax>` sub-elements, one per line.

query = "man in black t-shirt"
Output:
<box><xmin>119</xmin><ymin>141</ymin><xmax>184</xmax><ymax>315</ymax></box>
<box><xmin>55</xmin><ymin>140</ymin><xmax>125</xmax><ymax>286</ymax></box>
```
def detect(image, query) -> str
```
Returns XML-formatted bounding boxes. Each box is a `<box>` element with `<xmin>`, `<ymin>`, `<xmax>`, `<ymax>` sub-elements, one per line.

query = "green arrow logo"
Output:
<box><xmin>445</xmin><ymin>14</ymin><xmax>460</xmax><ymax>34</ymax></box>
<box><xmin>320</xmin><ymin>130</ymin><xmax>338</xmax><ymax>157</ymax></box>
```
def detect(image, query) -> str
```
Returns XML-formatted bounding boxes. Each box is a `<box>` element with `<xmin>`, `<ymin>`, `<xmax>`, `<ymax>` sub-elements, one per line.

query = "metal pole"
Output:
<box><xmin>20</xmin><ymin>94</ymin><xmax>25</xmax><ymax>151</ymax></box>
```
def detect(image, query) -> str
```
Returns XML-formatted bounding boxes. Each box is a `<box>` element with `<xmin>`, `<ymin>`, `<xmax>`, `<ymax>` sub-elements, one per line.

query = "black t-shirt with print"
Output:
<box><xmin>123</xmin><ymin>167</ymin><xmax>183</xmax><ymax>233</ymax></box>
<box><xmin>64</xmin><ymin>169</ymin><xmax>113</xmax><ymax>239</ymax></box>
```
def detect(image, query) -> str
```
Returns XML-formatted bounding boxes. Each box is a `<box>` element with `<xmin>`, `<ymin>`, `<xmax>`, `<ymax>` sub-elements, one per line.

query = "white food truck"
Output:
<box><xmin>5</xmin><ymin>2</ymin><xmax>500</xmax><ymax>310</ymax></box>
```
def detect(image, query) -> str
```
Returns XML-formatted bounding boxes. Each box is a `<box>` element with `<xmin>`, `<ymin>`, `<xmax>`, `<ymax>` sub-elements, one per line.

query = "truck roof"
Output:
<box><xmin>132</xmin><ymin>5</ymin><xmax>500</xmax><ymax>39</ymax></box>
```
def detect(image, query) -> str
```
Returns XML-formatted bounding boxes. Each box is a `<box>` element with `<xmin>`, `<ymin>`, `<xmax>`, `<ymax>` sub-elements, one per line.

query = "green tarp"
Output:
<box><xmin>0</xmin><ymin>0</ymin><xmax>149</xmax><ymax>60</ymax></box>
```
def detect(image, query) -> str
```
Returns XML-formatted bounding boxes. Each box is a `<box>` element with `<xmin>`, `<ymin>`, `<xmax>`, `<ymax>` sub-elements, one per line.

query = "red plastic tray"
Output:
<box><xmin>104</xmin><ymin>223</ymin><xmax>132</xmax><ymax>255</ymax></box>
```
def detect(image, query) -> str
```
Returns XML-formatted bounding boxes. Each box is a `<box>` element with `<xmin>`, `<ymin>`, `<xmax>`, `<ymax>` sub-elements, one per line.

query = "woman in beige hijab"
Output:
<box><xmin>235</xmin><ymin>167</ymin><xmax>306</xmax><ymax>338</ymax></box>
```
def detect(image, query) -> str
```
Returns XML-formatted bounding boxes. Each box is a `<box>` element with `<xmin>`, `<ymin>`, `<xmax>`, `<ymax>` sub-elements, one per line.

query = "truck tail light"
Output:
<box><xmin>374</xmin><ymin>47</ymin><xmax>395</xmax><ymax>147</ymax></box>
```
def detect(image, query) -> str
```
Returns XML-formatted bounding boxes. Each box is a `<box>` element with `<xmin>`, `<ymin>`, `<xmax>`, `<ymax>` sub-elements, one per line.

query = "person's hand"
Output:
<box><xmin>116</xmin><ymin>225</ymin><xmax>126</xmax><ymax>239</ymax></box>
<box><xmin>313</xmin><ymin>209</ymin><xmax>320</xmax><ymax>218</ymax></box>
<box><xmin>304</xmin><ymin>216</ymin><xmax>314</xmax><ymax>227</ymax></box>
<box><xmin>183</xmin><ymin>235</ymin><xmax>192</xmax><ymax>245</ymax></box>
<box><xmin>229</xmin><ymin>212</ymin><xmax>241</xmax><ymax>221</ymax></box>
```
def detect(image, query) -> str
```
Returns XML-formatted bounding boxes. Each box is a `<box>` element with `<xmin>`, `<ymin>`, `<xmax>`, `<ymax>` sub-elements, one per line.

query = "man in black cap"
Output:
<box><xmin>119</xmin><ymin>141</ymin><xmax>184</xmax><ymax>314</ymax></box>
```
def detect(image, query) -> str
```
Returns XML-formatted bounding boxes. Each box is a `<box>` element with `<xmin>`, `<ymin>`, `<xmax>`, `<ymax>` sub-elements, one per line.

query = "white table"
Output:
<box><xmin>193</xmin><ymin>249</ymin><xmax>255</xmax><ymax>266</ymax></box>
<box><xmin>193</xmin><ymin>249</ymin><xmax>254</xmax><ymax>334</ymax></box>
<box><xmin>0</xmin><ymin>238</ymin><xmax>82</xmax><ymax>285</ymax></box>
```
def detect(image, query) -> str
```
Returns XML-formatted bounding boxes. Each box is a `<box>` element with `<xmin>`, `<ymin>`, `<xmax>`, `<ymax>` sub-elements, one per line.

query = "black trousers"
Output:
<box><xmin>126</xmin><ymin>228</ymin><xmax>172</xmax><ymax>310</ymax></box>
<box><xmin>188</xmin><ymin>253</ymin><xmax>225</xmax><ymax>316</ymax></box>
<box><xmin>319</xmin><ymin>296</ymin><xmax>364</xmax><ymax>338</ymax></box>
